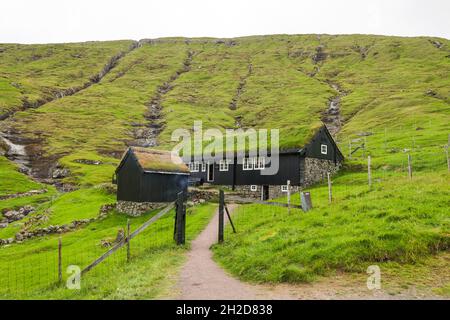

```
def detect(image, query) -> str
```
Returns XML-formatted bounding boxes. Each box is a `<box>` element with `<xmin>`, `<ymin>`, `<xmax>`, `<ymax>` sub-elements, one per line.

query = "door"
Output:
<box><xmin>261</xmin><ymin>185</ymin><xmax>269</xmax><ymax>200</ymax></box>
<box><xmin>207</xmin><ymin>162</ymin><xmax>214</xmax><ymax>182</ymax></box>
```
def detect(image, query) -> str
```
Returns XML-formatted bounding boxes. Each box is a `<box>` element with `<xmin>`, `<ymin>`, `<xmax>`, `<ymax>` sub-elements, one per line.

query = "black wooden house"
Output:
<box><xmin>114</xmin><ymin>147</ymin><xmax>189</xmax><ymax>205</ymax></box>
<box><xmin>186</xmin><ymin>125</ymin><xmax>344</xmax><ymax>199</ymax></box>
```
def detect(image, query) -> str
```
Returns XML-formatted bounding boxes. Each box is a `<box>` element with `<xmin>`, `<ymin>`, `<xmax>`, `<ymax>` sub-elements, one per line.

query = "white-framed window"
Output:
<box><xmin>321</xmin><ymin>144</ymin><xmax>328</xmax><ymax>155</ymax></box>
<box><xmin>189</xmin><ymin>161</ymin><xmax>200</xmax><ymax>172</ymax></box>
<box><xmin>254</xmin><ymin>157</ymin><xmax>265</xmax><ymax>170</ymax></box>
<box><xmin>281</xmin><ymin>185</ymin><xmax>289</xmax><ymax>193</ymax></box>
<box><xmin>250</xmin><ymin>185</ymin><xmax>258</xmax><ymax>192</ymax></box>
<box><xmin>201</xmin><ymin>162</ymin><xmax>206</xmax><ymax>172</ymax></box>
<box><xmin>219</xmin><ymin>159</ymin><xmax>229</xmax><ymax>171</ymax></box>
<box><xmin>243</xmin><ymin>157</ymin><xmax>254</xmax><ymax>170</ymax></box>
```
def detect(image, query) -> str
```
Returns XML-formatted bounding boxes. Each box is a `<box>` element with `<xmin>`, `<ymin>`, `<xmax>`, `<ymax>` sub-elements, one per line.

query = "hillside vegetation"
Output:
<box><xmin>0</xmin><ymin>34</ymin><xmax>449</xmax><ymax>298</ymax></box>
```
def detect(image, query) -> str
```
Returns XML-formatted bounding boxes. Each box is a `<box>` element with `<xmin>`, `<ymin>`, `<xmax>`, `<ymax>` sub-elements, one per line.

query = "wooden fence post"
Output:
<box><xmin>174</xmin><ymin>192</ymin><xmax>186</xmax><ymax>245</ymax></box>
<box><xmin>218</xmin><ymin>190</ymin><xmax>224</xmax><ymax>243</ymax></box>
<box><xmin>368</xmin><ymin>155</ymin><xmax>372</xmax><ymax>188</ymax></box>
<box><xmin>58</xmin><ymin>236</ymin><xmax>62</xmax><ymax>283</ymax></box>
<box><xmin>327</xmin><ymin>172</ymin><xmax>332</xmax><ymax>204</ymax></box>
<box><xmin>287</xmin><ymin>180</ymin><xmax>291</xmax><ymax>214</ymax></box>
<box><xmin>407</xmin><ymin>154</ymin><xmax>412</xmax><ymax>180</ymax></box>
<box><xmin>224</xmin><ymin>205</ymin><xmax>236</xmax><ymax>233</ymax></box>
<box><xmin>126</xmin><ymin>219</ymin><xmax>130</xmax><ymax>262</ymax></box>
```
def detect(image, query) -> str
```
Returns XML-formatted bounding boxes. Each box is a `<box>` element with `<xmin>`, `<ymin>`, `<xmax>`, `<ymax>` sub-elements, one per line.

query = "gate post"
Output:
<box><xmin>218</xmin><ymin>190</ymin><xmax>224</xmax><ymax>243</ymax></box>
<box><xmin>174</xmin><ymin>192</ymin><xmax>186</xmax><ymax>245</ymax></box>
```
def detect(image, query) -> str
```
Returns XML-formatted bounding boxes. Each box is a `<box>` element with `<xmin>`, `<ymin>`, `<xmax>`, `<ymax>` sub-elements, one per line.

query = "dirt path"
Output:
<box><xmin>176</xmin><ymin>205</ymin><xmax>299</xmax><ymax>300</ymax></box>
<box><xmin>174</xmin><ymin>205</ymin><xmax>448</xmax><ymax>300</ymax></box>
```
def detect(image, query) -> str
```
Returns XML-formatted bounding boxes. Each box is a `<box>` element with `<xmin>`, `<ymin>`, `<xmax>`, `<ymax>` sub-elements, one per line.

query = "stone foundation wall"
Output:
<box><xmin>188</xmin><ymin>188</ymin><xmax>217</xmax><ymax>202</ymax></box>
<box><xmin>116</xmin><ymin>200</ymin><xmax>166</xmax><ymax>216</ymax></box>
<box><xmin>233</xmin><ymin>184</ymin><xmax>299</xmax><ymax>200</ymax></box>
<box><xmin>233</xmin><ymin>185</ymin><xmax>260</xmax><ymax>199</ymax></box>
<box><xmin>303</xmin><ymin>157</ymin><xmax>341</xmax><ymax>187</ymax></box>
<box><xmin>269</xmin><ymin>185</ymin><xmax>299</xmax><ymax>199</ymax></box>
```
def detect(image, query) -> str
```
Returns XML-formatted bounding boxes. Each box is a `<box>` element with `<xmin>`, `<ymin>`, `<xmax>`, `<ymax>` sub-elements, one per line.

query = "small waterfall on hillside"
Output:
<box><xmin>0</xmin><ymin>135</ymin><xmax>30</xmax><ymax>173</ymax></box>
<box><xmin>322</xmin><ymin>83</ymin><xmax>344</xmax><ymax>136</ymax></box>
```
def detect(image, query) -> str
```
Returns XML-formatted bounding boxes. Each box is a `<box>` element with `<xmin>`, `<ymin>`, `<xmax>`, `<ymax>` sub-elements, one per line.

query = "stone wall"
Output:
<box><xmin>0</xmin><ymin>203</ymin><xmax>116</xmax><ymax>245</ymax></box>
<box><xmin>303</xmin><ymin>157</ymin><xmax>341</xmax><ymax>187</ymax></box>
<box><xmin>116</xmin><ymin>200</ymin><xmax>166</xmax><ymax>216</ymax></box>
<box><xmin>269</xmin><ymin>185</ymin><xmax>299</xmax><ymax>199</ymax></box>
<box><xmin>188</xmin><ymin>188</ymin><xmax>217</xmax><ymax>203</ymax></box>
<box><xmin>233</xmin><ymin>184</ymin><xmax>299</xmax><ymax>200</ymax></box>
<box><xmin>233</xmin><ymin>185</ymin><xmax>261</xmax><ymax>199</ymax></box>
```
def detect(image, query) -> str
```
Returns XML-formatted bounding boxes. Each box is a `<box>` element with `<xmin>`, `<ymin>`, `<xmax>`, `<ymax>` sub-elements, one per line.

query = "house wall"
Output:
<box><xmin>139</xmin><ymin>172</ymin><xmax>188</xmax><ymax>202</ymax></box>
<box><xmin>188</xmin><ymin>153</ymin><xmax>301</xmax><ymax>187</ymax></box>
<box><xmin>117</xmin><ymin>151</ymin><xmax>142</xmax><ymax>202</ymax></box>
<box><xmin>116</xmin><ymin>201</ymin><xmax>166</xmax><ymax>216</ymax></box>
<box><xmin>303</xmin><ymin>157</ymin><xmax>341</xmax><ymax>187</ymax></box>
<box><xmin>233</xmin><ymin>184</ymin><xmax>299</xmax><ymax>200</ymax></box>
<box><xmin>304</xmin><ymin>126</ymin><xmax>344</xmax><ymax>163</ymax></box>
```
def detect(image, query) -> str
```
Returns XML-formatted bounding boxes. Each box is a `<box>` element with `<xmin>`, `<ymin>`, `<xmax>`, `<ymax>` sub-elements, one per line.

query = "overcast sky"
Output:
<box><xmin>1</xmin><ymin>0</ymin><xmax>449</xmax><ymax>43</ymax></box>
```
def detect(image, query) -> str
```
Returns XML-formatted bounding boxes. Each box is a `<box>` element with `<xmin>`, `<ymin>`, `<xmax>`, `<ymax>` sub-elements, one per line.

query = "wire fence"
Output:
<box><xmin>222</xmin><ymin>143</ymin><xmax>449</xmax><ymax>241</ymax></box>
<box><xmin>0</xmin><ymin>200</ymin><xmax>214</xmax><ymax>298</ymax></box>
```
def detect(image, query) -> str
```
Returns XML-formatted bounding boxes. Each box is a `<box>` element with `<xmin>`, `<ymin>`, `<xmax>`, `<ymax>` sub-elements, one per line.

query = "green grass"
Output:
<box><xmin>0</xmin><ymin>34</ymin><xmax>449</xmax><ymax>298</ymax></box>
<box><xmin>0</xmin><ymin>156</ymin><xmax>46</xmax><ymax>196</ymax></box>
<box><xmin>213</xmin><ymin>169</ymin><xmax>449</xmax><ymax>283</ymax></box>
<box><xmin>0</xmin><ymin>202</ymin><xmax>217</xmax><ymax>299</ymax></box>
<box><xmin>0</xmin><ymin>41</ymin><xmax>134</xmax><ymax>115</ymax></box>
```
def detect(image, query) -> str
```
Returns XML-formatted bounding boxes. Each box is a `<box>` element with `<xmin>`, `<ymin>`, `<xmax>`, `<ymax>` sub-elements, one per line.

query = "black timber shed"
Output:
<box><xmin>114</xmin><ymin>147</ymin><xmax>189</xmax><ymax>203</ymax></box>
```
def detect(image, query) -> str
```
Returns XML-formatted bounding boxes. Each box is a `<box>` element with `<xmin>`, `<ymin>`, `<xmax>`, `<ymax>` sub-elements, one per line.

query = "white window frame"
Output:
<box><xmin>189</xmin><ymin>161</ymin><xmax>200</xmax><ymax>172</ymax></box>
<box><xmin>243</xmin><ymin>157</ymin><xmax>254</xmax><ymax>170</ymax></box>
<box><xmin>254</xmin><ymin>157</ymin><xmax>265</xmax><ymax>170</ymax></box>
<box><xmin>201</xmin><ymin>162</ymin><xmax>206</xmax><ymax>172</ymax></box>
<box><xmin>250</xmin><ymin>185</ymin><xmax>258</xmax><ymax>192</ymax></box>
<box><xmin>219</xmin><ymin>159</ymin><xmax>229</xmax><ymax>172</ymax></box>
<box><xmin>321</xmin><ymin>144</ymin><xmax>328</xmax><ymax>155</ymax></box>
<box><xmin>281</xmin><ymin>185</ymin><xmax>288</xmax><ymax>193</ymax></box>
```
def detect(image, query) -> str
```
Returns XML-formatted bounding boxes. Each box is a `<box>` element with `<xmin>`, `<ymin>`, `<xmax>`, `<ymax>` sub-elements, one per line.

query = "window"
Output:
<box><xmin>189</xmin><ymin>161</ymin><xmax>199</xmax><ymax>172</ymax></box>
<box><xmin>243</xmin><ymin>157</ymin><xmax>254</xmax><ymax>170</ymax></box>
<box><xmin>219</xmin><ymin>160</ymin><xmax>229</xmax><ymax>171</ymax></box>
<box><xmin>201</xmin><ymin>162</ymin><xmax>206</xmax><ymax>172</ymax></box>
<box><xmin>281</xmin><ymin>185</ymin><xmax>289</xmax><ymax>193</ymax></box>
<box><xmin>250</xmin><ymin>185</ymin><xmax>258</xmax><ymax>192</ymax></box>
<box><xmin>321</xmin><ymin>144</ymin><xmax>328</xmax><ymax>155</ymax></box>
<box><xmin>254</xmin><ymin>157</ymin><xmax>265</xmax><ymax>170</ymax></box>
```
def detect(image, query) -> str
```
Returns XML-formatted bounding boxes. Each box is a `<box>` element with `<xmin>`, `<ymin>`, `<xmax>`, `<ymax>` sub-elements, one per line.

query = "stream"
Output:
<box><xmin>322</xmin><ymin>83</ymin><xmax>345</xmax><ymax>136</ymax></box>
<box><xmin>0</xmin><ymin>134</ymin><xmax>30</xmax><ymax>173</ymax></box>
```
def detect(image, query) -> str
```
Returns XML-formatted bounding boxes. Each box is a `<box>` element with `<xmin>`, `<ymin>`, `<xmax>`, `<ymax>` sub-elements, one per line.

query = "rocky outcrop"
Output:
<box><xmin>0</xmin><ymin>189</ymin><xmax>47</xmax><ymax>201</ymax></box>
<box><xmin>322</xmin><ymin>82</ymin><xmax>347</xmax><ymax>137</ymax></box>
<box><xmin>131</xmin><ymin>50</ymin><xmax>195</xmax><ymax>147</ymax></box>
<box><xmin>229</xmin><ymin>62</ymin><xmax>252</xmax><ymax>111</ymax></box>
<box><xmin>1</xmin><ymin>205</ymin><xmax>35</xmax><ymax>226</ymax></box>
<box><xmin>229</xmin><ymin>61</ymin><xmax>253</xmax><ymax>128</ymax></box>
<box><xmin>312</xmin><ymin>45</ymin><xmax>327</xmax><ymax>64</ymax></box>
<box><xmin>0</xmin><ymin>203</ymin><xmax>116</xmax><ymax>245</ymax></box>
<box><xmin>0</xmin><ymin>42</ymin><xmax>139</xmax><ymax>186</ymax></box>
<box><xmin>429</xmin><ymin>40</ymin><xmax>444</xmax><ymax>49</ymax></box>
<box><xmin>116</xmin><ymin>200</ymin><xmax>165</xmax><ymax>216</ymax></box>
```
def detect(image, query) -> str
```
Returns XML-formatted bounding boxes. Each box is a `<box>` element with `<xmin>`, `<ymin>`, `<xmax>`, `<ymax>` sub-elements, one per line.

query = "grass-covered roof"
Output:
<box><xmin>128</xmin><ymin>147</ymin><xmax>189</xmax><ymax>174</ymax></box>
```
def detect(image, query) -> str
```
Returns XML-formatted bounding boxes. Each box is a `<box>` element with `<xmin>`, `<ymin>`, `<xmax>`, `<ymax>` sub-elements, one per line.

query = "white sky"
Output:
<box><xmin>1</xmin><ymin>0</ymin><xmax>449</xmax><ymax>43</ymax></box>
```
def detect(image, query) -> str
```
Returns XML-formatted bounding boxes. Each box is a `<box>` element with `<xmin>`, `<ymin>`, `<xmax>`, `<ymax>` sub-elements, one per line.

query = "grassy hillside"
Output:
<box><xmin>0</xmin><ymin>41</ymin><xmax>134</xmax><ymax>118</ymax></box>
<box><xmin>0</xmin><ymin>34</ymin><xmax>449</xmax><ymax>298</ymax></box>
